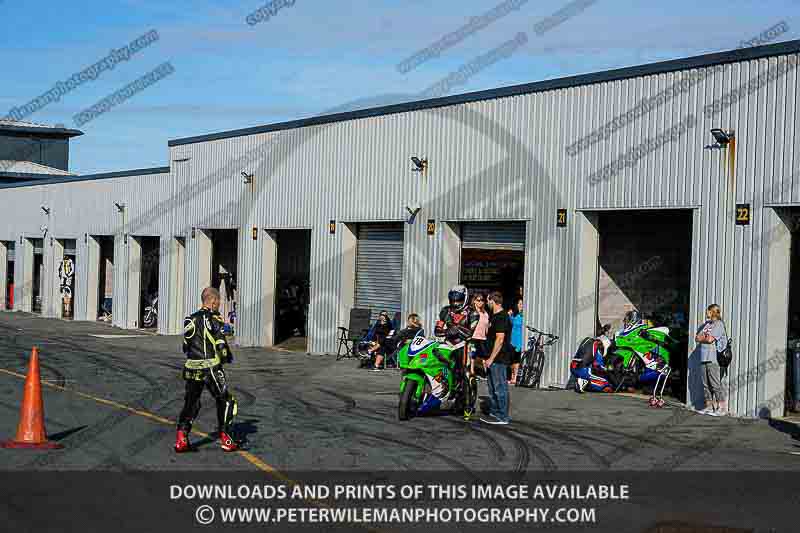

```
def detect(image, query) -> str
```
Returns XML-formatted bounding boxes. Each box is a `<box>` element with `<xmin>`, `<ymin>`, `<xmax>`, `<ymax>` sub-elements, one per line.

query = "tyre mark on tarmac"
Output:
<box><xmin>313</xmin><ymin>389</ymin><xmax>527</xmax><ymax>471</ymax></box>
<box><xmin>509</xmin><ymin>421</ymin><xmax>612</xmax><ymax>468</ymax></box>
<box><xmin>437</xmin><ymin>417</ymin><xmax>506</xmax><ymax>464</ymax></box>
<box><xmin>352</xmin><ymin>428</ymin><xmax>478</xmax><ymax>476</ymax></box>
<box><xmin>316</xmin><ymin>388</ymin><xmax>357</xmax><ymax>411</ymax></box>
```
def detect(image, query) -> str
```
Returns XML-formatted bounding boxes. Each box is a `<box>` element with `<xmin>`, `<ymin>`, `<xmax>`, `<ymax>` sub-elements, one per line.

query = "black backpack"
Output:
<box><xmin>717</xmin><ymin>324</ymin><xmax>733</xmax><ymax>369</ymax></box>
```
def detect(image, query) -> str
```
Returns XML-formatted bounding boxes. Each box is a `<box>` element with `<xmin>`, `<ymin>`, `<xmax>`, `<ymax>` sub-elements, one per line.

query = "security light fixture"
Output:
<box><xmin>114</xmin><ymin>202</ymin><xmax>126</xmax><ymax>213</ymax></box>
<box><xmin>411</xmin><ymin>157</ymin><xmax>428</xmax><ymax>172</ymax></box>
<box><xmin>705</xmin><ymin>128</ymin><xmax>736</xmax><ymax>150</ymax></box>
<box><xmin>40</xmin><ymin>206</ymin><xmax>50</xmax><ymax>215</ymax></box>
<box><xmin>711</xmin><ymin>128</ymin><xmax>734</xmax><ymax>146</ymax></box>
<box><xmin>241</xmin><ymin>171</ymin><xmax>254</xmax><ymax>184</ymax></box>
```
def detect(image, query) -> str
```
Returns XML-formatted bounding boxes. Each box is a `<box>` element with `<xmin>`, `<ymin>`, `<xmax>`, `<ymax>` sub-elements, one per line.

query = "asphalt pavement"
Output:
<box><xmin>1</xmin><ymin>311</ymin><xmax>798</xmax><ymax>472</ymax></box>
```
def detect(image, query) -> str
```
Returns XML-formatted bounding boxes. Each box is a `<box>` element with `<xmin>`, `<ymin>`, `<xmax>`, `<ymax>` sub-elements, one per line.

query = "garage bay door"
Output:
<box><xmin>461</xmin><ymin>222</ymin><xmax>526</xmax><ymax>251</ymax></box>
<box><xmin>355</xmin><ymin>224</ymin><xmax>404</xmax><ymax>320</ymax></box>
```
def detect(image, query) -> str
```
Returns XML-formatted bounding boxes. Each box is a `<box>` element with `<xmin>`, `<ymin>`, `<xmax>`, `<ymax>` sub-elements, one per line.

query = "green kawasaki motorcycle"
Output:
<box><xmin>397</xmin><ymin>334</ymin><xmax>478</xmax><ymax>421</ymax></box>
<box><xmin>605</xmin><ymin>323</ymin><xmax>678</xmax><ymax>407</ymax></box>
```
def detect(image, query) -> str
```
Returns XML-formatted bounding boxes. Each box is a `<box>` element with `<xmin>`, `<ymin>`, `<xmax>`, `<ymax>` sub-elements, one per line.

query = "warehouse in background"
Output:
<box><xmin>1</xmin><ymin>41</ymin><xmax>799</xmax><ymax>418</ymax></box>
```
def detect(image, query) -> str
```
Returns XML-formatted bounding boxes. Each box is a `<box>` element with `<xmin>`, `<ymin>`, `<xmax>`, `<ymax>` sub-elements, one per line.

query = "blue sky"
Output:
<box><xmin>1</xmin><ymin>0</ymin><xmax>798</xmax><ymax>174</ymax></box>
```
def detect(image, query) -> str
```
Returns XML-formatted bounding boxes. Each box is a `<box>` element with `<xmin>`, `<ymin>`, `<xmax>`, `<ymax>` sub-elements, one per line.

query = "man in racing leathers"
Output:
<box><xmin>570</xmin><ymin>329</ymin><xmax>613</xmax><ymax>393</ymax></box>
<box><xmin>175</xmin><ymin>287</ymin><xmax>240</xmax><ymax>453</ymax></box>
<box><xmin>434</xmin><ymin>285</ymin><xmax>472</xmax><ymax>384</ymax></box>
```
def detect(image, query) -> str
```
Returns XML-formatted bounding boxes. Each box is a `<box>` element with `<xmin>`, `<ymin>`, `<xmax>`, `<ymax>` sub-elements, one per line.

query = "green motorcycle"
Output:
<box><xmin>397</xmin><ymin>334</ymin><xmax>477</xmax><ymax>421</ymax></box>
<box><xmin>605</xmin><ymin>323</ymin><xmax>678</xmax><ymax>407</ymax></box>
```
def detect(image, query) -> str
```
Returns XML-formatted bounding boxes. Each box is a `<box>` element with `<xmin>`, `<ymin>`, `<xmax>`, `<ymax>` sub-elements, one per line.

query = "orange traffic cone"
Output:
<box><xmin>1</xmin><ymin>347</ymin><xmax>62</xmax><ymax>449</ymax></box>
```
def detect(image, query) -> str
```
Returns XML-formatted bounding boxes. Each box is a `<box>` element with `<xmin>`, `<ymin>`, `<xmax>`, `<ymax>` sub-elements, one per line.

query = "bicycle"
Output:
<box><xmin>516</xmin><ymin>326</ymin><xmax>559</xmax><ymax>388</ymax></box>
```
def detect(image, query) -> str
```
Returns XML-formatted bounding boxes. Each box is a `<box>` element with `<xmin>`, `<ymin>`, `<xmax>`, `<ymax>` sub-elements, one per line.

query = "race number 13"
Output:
<box><xmin>736</xmin><ymin>204</ymin><xmax>751</xmax><ymax>226</ymax></box>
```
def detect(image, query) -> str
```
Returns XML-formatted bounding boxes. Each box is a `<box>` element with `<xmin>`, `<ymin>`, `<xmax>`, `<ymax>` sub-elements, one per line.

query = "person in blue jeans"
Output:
<box><xmin>481</xmin><ymin>291</ymin><xmax>512</xmax><ymax>425</ymax></box>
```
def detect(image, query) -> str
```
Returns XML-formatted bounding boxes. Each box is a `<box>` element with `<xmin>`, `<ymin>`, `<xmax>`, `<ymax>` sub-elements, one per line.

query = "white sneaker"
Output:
<box><xmin>697</xmin><ymin>407</ymin><xmax>715</xmax><ymax>415</ymax></box>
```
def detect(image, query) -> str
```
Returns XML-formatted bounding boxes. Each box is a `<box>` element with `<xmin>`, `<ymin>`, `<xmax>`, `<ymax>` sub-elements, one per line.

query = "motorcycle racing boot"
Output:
<box><xmin>219</xmin><ymin>431</ymin><xmax>240</xmax><ymax>452</ymax></box>
<box><xmin>174</xmin><ymin>430</ymin><xmax>192</xmax><ymax>453</ymax></box>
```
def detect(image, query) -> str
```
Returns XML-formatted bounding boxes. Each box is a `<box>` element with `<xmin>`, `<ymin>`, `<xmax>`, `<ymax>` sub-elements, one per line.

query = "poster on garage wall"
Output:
<box><xmin>460</xmin><ymin>248</ymin><xmax>524</xmax><ymax>304</ymax></box>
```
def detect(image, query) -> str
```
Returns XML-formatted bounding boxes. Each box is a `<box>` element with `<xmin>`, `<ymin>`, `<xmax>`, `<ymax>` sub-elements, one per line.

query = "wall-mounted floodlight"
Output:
<box><xmin>241</xmin><ymin>171</ymin><xmax>254</xmax><ymax>184</ymax></box>
<box><xmin>410</xmin><ymin>157</ymin><xmax>428</xmax><ymax>172</ymax></box>
<box><xmin>114</xmin><ymin>203</ymin><xmax>126</xmax><ymax>213</ymax></box>
<box><xmin>40</xmin><ymin>206</ymin><xmax>50</xmax><ymax>215</ymax></box>
<box><xmin>711</xmin><ymin>128</ymin><xmax>734</xmax><ymax>146</ymax></box>
<box><xmin>705</xmin><ymin>128</ymin><xmax>736</xmax><ymax>150</ymax></box>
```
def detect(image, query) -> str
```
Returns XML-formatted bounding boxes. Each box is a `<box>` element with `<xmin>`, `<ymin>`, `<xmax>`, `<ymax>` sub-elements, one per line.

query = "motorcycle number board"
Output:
<box><xmin>408</xmin><ymin>336</ymin><xmax>434</xmax><ymax>356</ymax></box>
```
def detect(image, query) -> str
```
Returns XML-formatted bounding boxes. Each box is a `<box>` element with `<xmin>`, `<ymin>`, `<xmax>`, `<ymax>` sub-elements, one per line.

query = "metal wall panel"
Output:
<box><xmin>0</xmin><ymin>49</ymin><xmax>796</xmax><ymax>417</ymax></box>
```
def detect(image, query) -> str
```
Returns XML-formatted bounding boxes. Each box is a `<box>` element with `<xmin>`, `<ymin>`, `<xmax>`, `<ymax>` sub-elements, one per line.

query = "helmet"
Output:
<box><xmin>447</xmin><ymin>285</ymin><xmax>468</xmax><ymax>313</ymax></box>
<box><xmin>622</xmin><ymin>310</ymin><xmax>642</xmax><ymax>331</ymax></box>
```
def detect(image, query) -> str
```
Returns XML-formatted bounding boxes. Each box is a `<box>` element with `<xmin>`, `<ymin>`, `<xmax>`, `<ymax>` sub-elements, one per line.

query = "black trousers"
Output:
<box><xmin>177</xmin><ymin>366</ymin><xmax>234</xmax><ymax>434</ymax></box>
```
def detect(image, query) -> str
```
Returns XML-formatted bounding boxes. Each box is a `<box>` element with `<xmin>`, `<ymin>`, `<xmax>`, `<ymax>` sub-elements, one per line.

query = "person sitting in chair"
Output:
<box><xmin>374</xmin><ymin>313</ymin><xmax>423</xmax><ymax>371</ymax></box>
<box><xmin>359</xmin><ymin>311</ymin><xmax>392</xmax><ymax>367</ymax></box>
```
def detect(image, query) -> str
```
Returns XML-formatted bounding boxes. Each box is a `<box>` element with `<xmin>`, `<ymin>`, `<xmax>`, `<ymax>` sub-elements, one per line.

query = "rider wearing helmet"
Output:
<box><xmin>570</xmin><ymin>325</ymin><xmax>613</xmax><ymax>393</ymax></box>
<box><xmin>435</xmin><ymin>285</ymin><xmax>472</xmax><ymax>373</ymax></box>
<box><xmin>620</xmin><ymin>309</ymin><xmax>644</xmax><ymax>335</ymax></box>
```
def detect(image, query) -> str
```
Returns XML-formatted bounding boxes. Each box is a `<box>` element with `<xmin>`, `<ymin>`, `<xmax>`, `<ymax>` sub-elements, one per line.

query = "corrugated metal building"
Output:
<box><xmin>1</xmin><ymin>40</ymin><xmax>798</xmax><ymax>418</ymax></box>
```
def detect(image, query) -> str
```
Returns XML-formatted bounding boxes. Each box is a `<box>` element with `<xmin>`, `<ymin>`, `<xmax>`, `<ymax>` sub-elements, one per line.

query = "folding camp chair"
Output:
<box><xmin>336</xmin><ymin>308</ymin><xmax>372</xmax><ymax>360</ymax></box>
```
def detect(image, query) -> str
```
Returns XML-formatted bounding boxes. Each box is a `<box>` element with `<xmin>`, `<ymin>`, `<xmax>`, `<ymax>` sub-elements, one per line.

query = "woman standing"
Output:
<box><xmin>468</xmin><ymin>293</ymin><xmax>490</xmax><ymax>377</ymax></box>
<box><xmin>509</xmin><ymin>297</ymin><xmax>524</xmax><ymax>385</ymax></box>
<box><xmin>695</xmin><ymin>304</ymin><xmax>728</xmax><ymax>416</ymax></box>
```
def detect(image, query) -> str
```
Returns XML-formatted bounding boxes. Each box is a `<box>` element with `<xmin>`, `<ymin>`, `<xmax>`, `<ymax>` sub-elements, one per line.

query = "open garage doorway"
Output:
<box><xmin>56</xmin><ymin>239</ymin><xmax>77</xmax><ymax>319</ymax></box>
<box><xmin>597</xmin><ymin>210</ymin><xmax>693</xmax><ymax>401</ymax></box>
<box><xmin>31</xmin><ymin>238</ymin><xmax>44</xmax><ymax>314</ymax></box>
<box><xmin>274</xmin><ymin>229</ymin><xmax>311</xmax><ymax>350</ymax></box>
<box><xmin>2</xmin><ymin>241</ymin><xmax>13</xmax><ymax>310</ymax></box>
<box><xmin>138</xmin><ymin>237</ymin><xmax>160</xmax><ymax>330</ymax></box>
<box><xmin>460</xmin><ymin>222</ymin><xmax>526</xmax><ymax>306</ymax></box>
<box><xmin>210</xmin><ymin>229</ymin><xmax>238</xmax><ymax>336</ymax></box>
<box><xmin>784</xmin><ymin>212</ymin><xmax>800</xmax><ymax>413</ymax></box>
<box><xmin>93</xmin><ymin>236</ymin><xmax>114</xmax><ymax>322</ymax></box>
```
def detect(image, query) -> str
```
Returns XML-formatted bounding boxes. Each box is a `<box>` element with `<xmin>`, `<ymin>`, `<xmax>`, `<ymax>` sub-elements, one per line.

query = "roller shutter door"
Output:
<box><xmin>461</xmin><ymin>222</ymin><xmax>526</xmax><ymax>251</ymax></box>
<box><xmin>63</xmin><ymin>239</ymin><xmax>77</xmax><ymax>256</ymax></box>
<box><xmin>355</xmin><ymin>224</ymin><xmax>403</xmax><ymax>320</ymax></box>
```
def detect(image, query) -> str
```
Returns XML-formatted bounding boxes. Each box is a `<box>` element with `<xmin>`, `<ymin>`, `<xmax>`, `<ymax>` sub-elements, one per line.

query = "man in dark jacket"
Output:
<box><xmin>175</xmin><ymin>287</ymin><xmax>240</xmax><ymax>453</ymax></box>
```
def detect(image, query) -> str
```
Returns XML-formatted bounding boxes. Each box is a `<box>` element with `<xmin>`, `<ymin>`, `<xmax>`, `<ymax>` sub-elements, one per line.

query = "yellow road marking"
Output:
<box><xmin>0</xmin><ymin>365</ymin><xmax>385</xmax><ymax>533</ymax></box>
<box><xmin>0</xmin><ymin>367</ymin><xmax>268</xmax><ymax>472</ymax></box>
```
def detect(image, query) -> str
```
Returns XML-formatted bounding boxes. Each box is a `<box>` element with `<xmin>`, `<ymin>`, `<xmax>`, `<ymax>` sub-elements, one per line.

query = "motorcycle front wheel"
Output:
<box><xmin>398</xmin><ymin>380</ymin><xmax>417</xmax><ymax>421</ymax></box>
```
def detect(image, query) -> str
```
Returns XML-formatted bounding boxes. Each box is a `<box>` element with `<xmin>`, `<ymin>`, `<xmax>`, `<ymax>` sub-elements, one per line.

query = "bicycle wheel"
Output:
<box><xmin>516</xmin><ymin>350</ymin><xmax>532</xmax><ymax>387</ymax></box>
<box><xmin>524</xmin><ymin>350</ymin><xmax>545</xmax><ymax>388</ymax></box>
